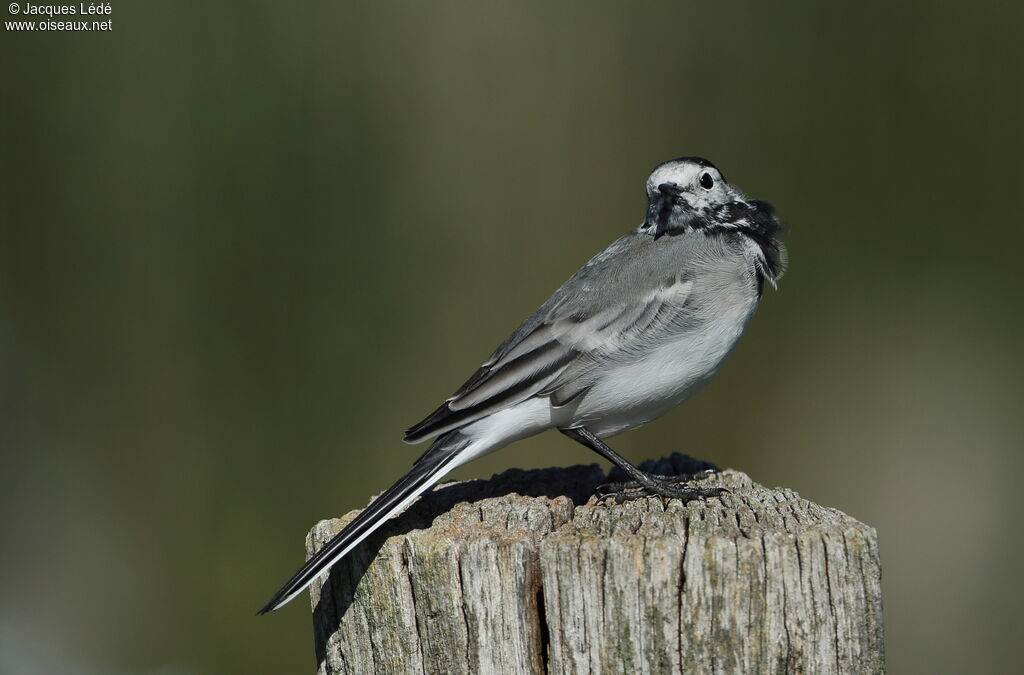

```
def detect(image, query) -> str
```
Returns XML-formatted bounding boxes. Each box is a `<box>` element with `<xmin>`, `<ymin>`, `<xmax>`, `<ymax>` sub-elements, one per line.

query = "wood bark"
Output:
<box><xmin>308</xmin><ymin>455</ymin><xmax>883</xmax><ymax>674</ymax></box>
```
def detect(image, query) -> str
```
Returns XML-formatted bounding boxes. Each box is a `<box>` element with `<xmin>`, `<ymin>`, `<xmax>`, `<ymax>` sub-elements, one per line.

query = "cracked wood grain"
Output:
<box><xmin>307</xmin><ymin>456</ymin><xmax>883</xmax><ymax>674</ymax></box>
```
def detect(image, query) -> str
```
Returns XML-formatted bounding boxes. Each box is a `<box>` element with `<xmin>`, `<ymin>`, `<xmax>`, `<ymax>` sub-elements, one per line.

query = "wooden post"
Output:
<box><xmin>308</xmin><ymin>456</ymin><xmax>883</xmax><ymax>674</ymax></box>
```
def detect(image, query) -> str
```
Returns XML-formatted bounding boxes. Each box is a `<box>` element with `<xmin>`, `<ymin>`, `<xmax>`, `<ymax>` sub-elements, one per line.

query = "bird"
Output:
<box><xmin>259</xmin><ymin>156</ymin><xmax>785</xmax><ymax>614</ymax></box>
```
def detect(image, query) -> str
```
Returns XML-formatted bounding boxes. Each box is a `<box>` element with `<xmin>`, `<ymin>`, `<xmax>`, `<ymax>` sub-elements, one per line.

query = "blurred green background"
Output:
<box><xmin>2</xmin><ymin>1</ymin><xmax>1022</xmax><ymax>672</ymax></box>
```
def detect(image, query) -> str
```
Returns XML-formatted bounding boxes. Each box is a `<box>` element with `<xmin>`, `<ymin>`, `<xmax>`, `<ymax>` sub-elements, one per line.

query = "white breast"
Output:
<box><xmin>573</xmin><ymin>291</ymin><xmax>759</xmax><ymax>437</ymax></box>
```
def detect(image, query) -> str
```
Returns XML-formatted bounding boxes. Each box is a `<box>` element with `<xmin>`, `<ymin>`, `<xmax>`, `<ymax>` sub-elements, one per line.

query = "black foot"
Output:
<box><xmin>595</xmin><ymin>468</ymin><xmax>726</xmax><ymax>504</ymax></box>
<box><xmin>557</xmin><ymin>428</ymin><xmax>727</xmax><ymax>507</ymax></box>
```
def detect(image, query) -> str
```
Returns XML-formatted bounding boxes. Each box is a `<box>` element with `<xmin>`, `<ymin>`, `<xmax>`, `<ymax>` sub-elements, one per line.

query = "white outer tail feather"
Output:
<box><xmin>260</xmin><ymin>432</ymin><xmax>476</xmax><ymax>613</ymax></box>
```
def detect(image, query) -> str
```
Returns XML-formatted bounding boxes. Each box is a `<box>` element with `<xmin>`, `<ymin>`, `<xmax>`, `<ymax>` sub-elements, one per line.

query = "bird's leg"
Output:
<box><xmin>559</xmin><ymin>427</ymin><xmax>726</xmax><ymax>504</ymax></box>
<box><xmin>595</xmin><ymin>471</ymin><xmax>724</xmax><ymax>504</ymax></box>
<box><xmin>598</xmin><ymin>456</ymin><xmax>720</xmax><ymax>495</ymax></box>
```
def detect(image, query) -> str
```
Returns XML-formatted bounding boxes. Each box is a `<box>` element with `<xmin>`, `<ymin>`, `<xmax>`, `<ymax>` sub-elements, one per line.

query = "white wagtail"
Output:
<box><xmin>260</xmin><ymin>157</ymin><xmax>785</xmax><ymax>613</ymax></box>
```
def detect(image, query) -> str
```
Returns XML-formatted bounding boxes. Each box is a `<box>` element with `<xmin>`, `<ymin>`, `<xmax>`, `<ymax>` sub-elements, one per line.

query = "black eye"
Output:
<box><xmin>699</xmin><ymin>173</ymin><xmax>714</xmax><ymax>190</ymax></box>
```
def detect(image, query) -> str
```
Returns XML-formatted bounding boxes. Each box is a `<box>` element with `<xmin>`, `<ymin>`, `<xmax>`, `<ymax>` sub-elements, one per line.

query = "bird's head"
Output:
<box><xmin>640</xmin><ymin>156</ymin><xmax>786</xmax><ymax>287</ymax></box>
<box><xmin>640</xmin><ymin>157</ymin><xmax>778</xmax><ymax>242</ymax></box>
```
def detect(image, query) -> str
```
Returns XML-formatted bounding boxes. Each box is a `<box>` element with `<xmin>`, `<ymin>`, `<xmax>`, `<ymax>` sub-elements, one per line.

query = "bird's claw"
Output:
<box><xmin>594</xmin><ymin>468</ymin><xmax>726</xmax><ymax>505</ymax></box>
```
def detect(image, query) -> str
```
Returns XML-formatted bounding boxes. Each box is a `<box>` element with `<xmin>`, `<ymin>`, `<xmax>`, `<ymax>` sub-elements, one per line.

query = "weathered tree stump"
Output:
<box><xmin>308</xmin><ymin>455</ymin><xmax>883</xmax><ymax>674</ymax></box>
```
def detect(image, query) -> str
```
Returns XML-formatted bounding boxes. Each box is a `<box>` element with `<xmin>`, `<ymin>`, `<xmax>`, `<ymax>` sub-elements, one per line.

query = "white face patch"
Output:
<box><xmin>644</xmin><ymin>160</ymin><xmax>733</xmax><ymax>211</ymax></box>
<box><xmin>647</xmin><ymin>162</ymin><xmax>708</xmax><ymax>193</ymax></box>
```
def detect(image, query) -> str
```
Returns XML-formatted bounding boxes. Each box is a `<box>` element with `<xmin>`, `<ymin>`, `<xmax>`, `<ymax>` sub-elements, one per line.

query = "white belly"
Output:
<box><xmin>572</xmin><ymin>297</ymin><xmax>758</xmax><ymax>437</ymax></box>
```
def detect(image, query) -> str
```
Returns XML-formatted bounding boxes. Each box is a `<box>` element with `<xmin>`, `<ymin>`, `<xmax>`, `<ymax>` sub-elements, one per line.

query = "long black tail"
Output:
<box><xmin>258</xmin><ymin>431</ymin><xmax>469</xmax><ymax>614</ymax></box>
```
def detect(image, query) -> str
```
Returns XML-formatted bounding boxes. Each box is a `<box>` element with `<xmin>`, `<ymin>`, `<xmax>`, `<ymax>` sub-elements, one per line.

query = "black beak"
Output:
<box><xmin>657</xmin><ymin>182</ymin><xmax>682</xmax><ymax>199</ymax></box>
<box><xmin>645</xmin><ymin>183</ymin><xmax>682</xmax><ymax>238</ymax></box>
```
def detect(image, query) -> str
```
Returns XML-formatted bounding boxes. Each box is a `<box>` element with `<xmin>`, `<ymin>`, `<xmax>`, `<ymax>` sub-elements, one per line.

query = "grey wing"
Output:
<box><xmin>403</xmin><ymin>249</ymin><xmax>700</xmax><ymax>443</ymax></box>
<box><xmin>537</xmin><ymin>274</ymin><xmax>703</xmax><ymax>406</ymax></box>
<box><xmin>402</xmin><ymin>291</ymin><xmax>581</xmax><ymax>443</ymax></box>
